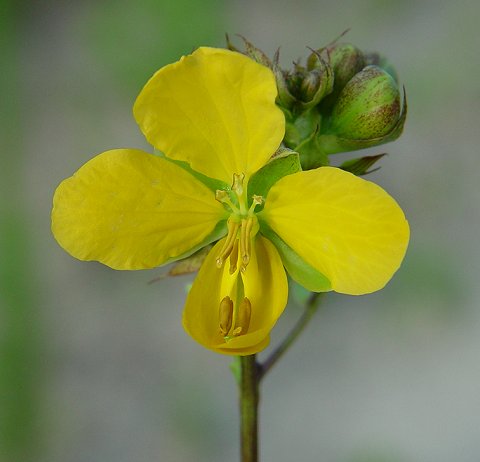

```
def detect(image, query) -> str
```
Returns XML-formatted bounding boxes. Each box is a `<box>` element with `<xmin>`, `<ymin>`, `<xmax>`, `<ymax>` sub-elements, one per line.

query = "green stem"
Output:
<box><xmin>259</xmin><ymin>292</ymin><xmax>324</xmax><ymax>379</ymax></box>
<box><xmin>239</xmin><ymin>355</ymin><xmax>259</xmax><ymax>462</ymax></box>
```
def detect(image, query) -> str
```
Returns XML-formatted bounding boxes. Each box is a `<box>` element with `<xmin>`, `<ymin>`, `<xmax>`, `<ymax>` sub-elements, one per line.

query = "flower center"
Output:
<box><xmin>215</xmin><ymin>173</ymin><xmax>263</xmax><ymax>274</ymax></box>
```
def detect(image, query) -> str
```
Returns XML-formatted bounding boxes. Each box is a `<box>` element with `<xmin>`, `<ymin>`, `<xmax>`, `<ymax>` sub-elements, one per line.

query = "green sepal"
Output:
<box><xmin>247</xmin><ymin>149</ymin><xmax>301</xmax><ymax>208</ymax></box>
<box><xmin>295</xmin><ymin>125</ymin><xmax>330</xmax><ymax>170</ymax></box>
<box><xmin>283</xmin><ymin>107</ymin><xmax>322</xmax><ymax>148</ymax></box>
<box><xmin>237</xmin><ymin>35</ymin><xmax>273</xmax><ymax>67</ymax></box>
<box><xmin>340</xmin><ymin>153</ymin><xmax>386</xmax><ymax>176</ymax></box>
<box><xmin>153</xmin><ymin>148</ymin><xmax>229</xmax><ymax>193</ymax></box>
<box><xmin>259</xmin><ymin>222</ymin><xmax>332</xmax><ymax>292</ymax></box>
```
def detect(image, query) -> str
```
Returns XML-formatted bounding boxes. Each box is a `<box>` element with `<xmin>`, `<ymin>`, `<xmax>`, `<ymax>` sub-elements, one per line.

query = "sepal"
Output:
<box><xmin>259</xmin><ymin>222</ymin><xmax>332</xmax><ymax>292</ymax></box>
<box><xmin>247</xmin><ymin>149</ymin><xmax>302</xmax><ymax>208</ymax></box>
<box><xmin>339</xmin><ymin>153</ymin><xmax>386</xmax><ymax>176</ymax></box>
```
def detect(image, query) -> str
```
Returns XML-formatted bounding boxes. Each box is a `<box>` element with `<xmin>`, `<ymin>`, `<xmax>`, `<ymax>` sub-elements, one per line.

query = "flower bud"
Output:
<box><xmin>318</xmin><ymin>65</ymin><xmax>406</xmax><ymax>154</ymax></box>
<box><xmin>282</xmin><ymin>59</ymin><xmax>333</xmax><ymax>111</ymax></box>
<box><xmin>308</xmin><ymin>43</ymin><xmax>365</xmax><ymax>95</ymax></box>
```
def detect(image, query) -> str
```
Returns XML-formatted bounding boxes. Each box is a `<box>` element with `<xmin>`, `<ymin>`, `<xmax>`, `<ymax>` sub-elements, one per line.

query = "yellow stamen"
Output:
<box><xmin>232</xmin><ymin>297</ymin><xmax>252</xmax><ymax>337</ymax></box>
<box><xmin>240</xmin><ymin>217</ymin><xmax>254</xmax><ymax>272</ymax></box>
<box><xmin>215</xmin><ymin>189</ymin><xmax>239</xmax><ymax>214</ymax></box>
<box><xmin>229</xmin><ymin>240</ymin><xmax>239</xmax><ymax>274</ymax></box>
<box><xmin>232</xmin><ymin>173</ymin><xmax>245</xmax><ymax>196</ymax></box>
<box><xmin>216</xmin><ymin>218</ymin><xmax>240</xmax><ymax>267</ymax></box>
<box><xmin>248</xmin><ymin>195</ymin><xmax>264</xmax><ymax>215</ymax></box>
<box><xmin>219</xmin><ymin>296</ymin><xmax>234</xmax><ymax>336</ymax></box>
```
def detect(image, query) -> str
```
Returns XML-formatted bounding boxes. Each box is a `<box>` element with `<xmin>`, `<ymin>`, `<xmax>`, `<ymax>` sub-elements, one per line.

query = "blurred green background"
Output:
<box><xmin>1</xmin><ymin>0</ymin><xmax>479</xmax><ymax>461</ymax></box>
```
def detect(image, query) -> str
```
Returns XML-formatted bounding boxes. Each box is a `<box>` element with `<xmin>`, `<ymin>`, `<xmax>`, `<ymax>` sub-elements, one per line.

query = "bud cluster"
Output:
<box><xmin>227</xmin><ymin>35</ymin><xmax>406</xmax><ymax>173</ymax></box>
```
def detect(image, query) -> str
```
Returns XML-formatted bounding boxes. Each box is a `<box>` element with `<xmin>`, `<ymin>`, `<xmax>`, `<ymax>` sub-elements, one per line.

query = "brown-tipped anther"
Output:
<box><xmin>219</xmin><ymin>296</ymin><xmax>234</xmax><ymax>336</ymax></box>
<box><xmin>229</xmin><ymin>240</ymin><xmax>239</xmax><ymax>274</ymax></box>
<box><xmin>232</xmin><ymin>297</ymin><xmax>252</xmax><ymax>337</ymax></box>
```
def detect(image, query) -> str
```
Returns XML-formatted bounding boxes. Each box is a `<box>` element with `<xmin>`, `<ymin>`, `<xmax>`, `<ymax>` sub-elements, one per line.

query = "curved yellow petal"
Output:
<box><xmin>133</xmin><ymin>47</ymin><xmax>285</xmax><ymax>183</ymax></box>
<box><xmin>182</xmin><ymin>235</ymin><xmax>288</xmax><ymax>355</ymax></box>
<box><xmin>52</xmin><ymin>149</ymin><xmax>227</xmax><ymax>270</ymax></box>
<box><xmin>261</xmin><ymin>167</ymin><xmax>409</xmax><ymax>295</ymax></box>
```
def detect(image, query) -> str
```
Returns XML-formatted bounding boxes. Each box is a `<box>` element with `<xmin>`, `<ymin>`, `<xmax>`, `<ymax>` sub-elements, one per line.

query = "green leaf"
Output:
<box><xmin>340</xmin><ymin>153</ymin><xmax>386</xmax><ymax>176</ymax></box>
<box><xmin>247</xmin><ymin>149</ymin><xmax>301</xmax><ymax>207</ymax></box>
<box><xmin>260</xmin><ymin>223</ymin><xmax>332</xmax><ymax>292</ymax></box>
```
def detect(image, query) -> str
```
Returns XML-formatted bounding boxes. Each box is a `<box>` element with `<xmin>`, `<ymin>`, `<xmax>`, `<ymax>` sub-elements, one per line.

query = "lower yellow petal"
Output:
<box><xmin>182</xmin><ymin>236</ymin><xmax>288</xmax><ymax>355</ymax></box>
<box><xmin>52</xmin><ymin>149</ymin><xmax>227</xmax><ymax>269</ymax></box>
<box><xmin>261</xmin><ymin>167</ymin><xmax>409</xmax><ymax>295</ymax></box>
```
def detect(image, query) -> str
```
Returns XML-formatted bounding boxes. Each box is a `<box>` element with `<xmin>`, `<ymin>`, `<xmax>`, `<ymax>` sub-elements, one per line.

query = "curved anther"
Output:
<box><xmin>229</xmin><ymin>240</ymin><xmax>239</xmax><ymax>275</ymax></box>
<box><xmin>239</xmin><ymin>217</ymin><xmax>254</xmax><ymax>271</ymax></box>
<box><xmin>219</xmin><ymin>296</ymin><xmax>234</xmax><ymax>336</ymax></box>
<box><xmin>232</xmin><ymin>297</ymin><xmax>252</xmax><ymax>337</ymax></box>
<box><xmin>216</xmin><ymin>219</ymin><xmax>240</xmax><ymax>267</ymax></box>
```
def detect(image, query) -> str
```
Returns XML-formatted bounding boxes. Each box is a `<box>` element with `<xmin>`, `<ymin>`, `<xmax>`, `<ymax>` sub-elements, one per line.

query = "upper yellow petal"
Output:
<box><xmin>261</xmin><ymin>167</ymin><xmax>409</xmax><ymax>295</ymax></box>
<box><xmin>133</xmin><ymin>47</ymin><xmax>285</xmax><ymax>183</ymax></box>
<box><xmin>52</xmin><ymin>149</ymin><xmax>227</xmax><ymax>270</ymax></box>
<box><xmin>182</xmin><ymin>235</ymin><xmax>288</xmax><ymax>355</ymax></box>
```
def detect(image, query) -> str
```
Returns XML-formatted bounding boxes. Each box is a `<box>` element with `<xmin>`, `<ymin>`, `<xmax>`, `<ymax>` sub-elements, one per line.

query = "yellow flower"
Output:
<box><xmin>51</xmin><ymin>47</ymin><xmax>409</xmax><ymax>355</ymax></box>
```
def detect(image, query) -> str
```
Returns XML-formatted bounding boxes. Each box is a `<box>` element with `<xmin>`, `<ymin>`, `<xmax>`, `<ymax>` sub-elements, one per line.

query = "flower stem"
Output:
<box><xmin>237</xmin><ymin>293</ymin><xmax>324</xmax><ymax>461</ymax></box>
<box><xmin>239</xmin><ymin>355</ymin><xmax>259</xmax><ymax>462</ymax></box>
<box><xmin>259</xmin><ymin>292</ymin><xmax>324</xmax><ymax>379</ymax></box>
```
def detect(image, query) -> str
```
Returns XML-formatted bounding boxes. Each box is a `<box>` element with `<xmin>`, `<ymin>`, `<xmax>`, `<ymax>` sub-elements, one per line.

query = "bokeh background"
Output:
<box><xmin>1</xmin><ymin>0</ymin><xmax>479</xmax><ymax>461</ymax></box>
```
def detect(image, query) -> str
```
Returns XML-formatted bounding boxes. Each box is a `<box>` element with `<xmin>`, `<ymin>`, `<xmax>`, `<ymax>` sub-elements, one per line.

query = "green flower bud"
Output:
<box><xmin>281</xmin><ymin>59</ymin><xmax>333</xmax><ymax>112</ymax></box>
<box><xmin>318</xmin><ymin>65</ymin><xmax>407</xmax><ymax>154</ymax></box>
<box><xmin>331</xmin><ymin>65</ymin><xmax>400</xmax><ymax>138</ymax></box>
<box><xmin>309</xmin><ymin>43</ymin><xmax>365</xmax><ymax>95</ymax></box>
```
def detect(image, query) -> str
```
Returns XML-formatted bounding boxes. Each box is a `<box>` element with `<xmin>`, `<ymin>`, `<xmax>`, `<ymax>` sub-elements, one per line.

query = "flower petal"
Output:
<box><xmin>261</xmin><ymin>167</ymin><xmax>409</xmax><ymax>295</ymax></box>
<box><xmin>52</xmin><ymin>149</ymin><xmax>227</xmax><ymax>270</ymax></box>
<box><xmin>182</xmin><ymin>235</ymin><xmax>288</xmax><ymax>355</ymax></box>
<box><xmin>133</xmin><ymin>47</ymin><xmax>285</xmax><ymax>183</ymax></box>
